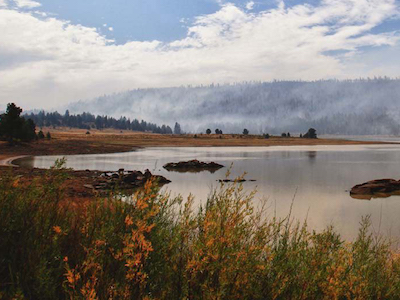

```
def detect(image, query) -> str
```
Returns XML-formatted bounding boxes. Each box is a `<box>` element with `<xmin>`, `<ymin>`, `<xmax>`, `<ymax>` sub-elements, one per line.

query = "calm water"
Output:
<box><xmin>16</xmin><ymin>145</ymin><xmax>400</xmax><ymax>241</ymax></box>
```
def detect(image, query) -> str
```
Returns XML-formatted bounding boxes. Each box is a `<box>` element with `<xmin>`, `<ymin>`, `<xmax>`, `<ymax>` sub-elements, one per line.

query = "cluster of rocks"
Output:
<box><xmin>350</xmin><ymin>179</ymin><xmax>400</xmax><ymax>200</ymax></box>
<box><xmin>163</xmin><ymin>160</ymin><xmax>224</xmax><ymax>173</ymax></box>
<box><xmin>84</xmin><ymin>168</ymin><xmax>170</xmax><ymax>191</ymax></box>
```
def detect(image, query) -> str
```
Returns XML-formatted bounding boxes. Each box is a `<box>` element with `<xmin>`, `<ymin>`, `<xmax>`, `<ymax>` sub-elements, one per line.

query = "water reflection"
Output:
<box><xmin>307</xmin><ymin>151</ymin><xmax>317</xmax><ymax>162</ymax></box>
<box><xmin>15</xmin><ymin>145</ymin><xmax>400</xmax><ymax>241</ymax></box>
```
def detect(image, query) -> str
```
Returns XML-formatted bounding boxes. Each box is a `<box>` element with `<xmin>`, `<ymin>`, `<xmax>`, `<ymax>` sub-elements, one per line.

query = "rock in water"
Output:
<box><xmin>163</xmin><ymin>160</ymin><xmax>224</xmax><ymax>173</ymax></box>
<box><xmin>350</xmin><ymin>179</ymin><xmax>400</xmax><ymax>200</ymax></box>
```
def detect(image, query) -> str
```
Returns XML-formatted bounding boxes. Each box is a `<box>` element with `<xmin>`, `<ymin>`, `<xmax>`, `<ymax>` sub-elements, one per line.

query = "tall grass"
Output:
<box><xmin>1</xmin><ymin>164</ymin><xmax>400</xmax><ymax>299</ymax></box>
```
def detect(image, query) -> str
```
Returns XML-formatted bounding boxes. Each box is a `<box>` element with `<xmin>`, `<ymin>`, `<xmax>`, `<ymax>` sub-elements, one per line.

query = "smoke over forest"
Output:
<box><xmin>66</xmin><ymin>78</ymin><xmax>400</xmax><ymax>135</ymax></box>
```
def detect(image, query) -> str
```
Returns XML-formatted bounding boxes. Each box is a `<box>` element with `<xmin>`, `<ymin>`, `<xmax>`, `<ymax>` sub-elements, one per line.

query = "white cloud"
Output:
<box><xmin>246</xmin><ymin>1</ymin><xmax>254</xmax><ymax>10</ymax></box>
<box><xmin>13</xmin><ymin>0</ymin><xmax>41</xmax><ymax>8</ymax></box>
<box><xmin>0</xmin><ymin>0</ymin><xmax>7</xmax><ymax>7</ymax></box>
<box><xmin>0</xmin><ymin>0</ymin><xmax>399</xmax><ymax>109</ymax></box>
<box><xmin>33</xmin><ymin>10</ymin><xmax>46</xmax><ymax>17</ymax></box>
<box><xmin>108</xmin><ymin>27</ymin><xmax>113</xmax><ymax>32</ymax></box>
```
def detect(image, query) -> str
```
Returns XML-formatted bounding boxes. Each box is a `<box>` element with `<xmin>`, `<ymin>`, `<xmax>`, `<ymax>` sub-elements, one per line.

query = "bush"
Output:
<box><xmin>46</xmin><ymin>132</ymin><xmax>51</xmax><ymax>139</ymax></box>
<box><xmin>243</xmin><ymin>128</ymin><xmax>249</xmax><ymax>135</ymax></box>
<box><xmin>206</xmin><ymin>129</ymin><xmax>211</xmax><ymax>135</ymax></box>
<box><xmin>1</xmin><ymin>166</ymin><xmax>400</xmax><ymax>299</ymax></box>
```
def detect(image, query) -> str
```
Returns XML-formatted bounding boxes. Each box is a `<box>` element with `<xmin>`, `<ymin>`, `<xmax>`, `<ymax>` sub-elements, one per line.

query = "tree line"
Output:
<box><xmin>25</xmin><ymin>110</ymin><xmax>176</xmax><ymax>134</ymax></box>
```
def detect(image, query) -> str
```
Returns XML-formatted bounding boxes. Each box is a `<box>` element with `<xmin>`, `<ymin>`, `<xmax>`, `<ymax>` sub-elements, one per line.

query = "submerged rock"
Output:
<box><xmin>163</xmin><ymin>159</ymin><xmax>224</xmax><ymax>173</ymax></box>
<box><xmin>217</xmin><ymin>179</ymin><xmax>257</xmax><ymax>183</ymax></box>
<box><xmin>350</xmin><ymin>179</ymin><xmax>400</xmax><ymax>200</ymax></box>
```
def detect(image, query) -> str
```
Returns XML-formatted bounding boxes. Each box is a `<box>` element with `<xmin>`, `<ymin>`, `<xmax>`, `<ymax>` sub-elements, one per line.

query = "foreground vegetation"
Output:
<box><xmin>1</xmin><ymin>165</ymin><xmax>400</xmax><ymax>299</ymax></box>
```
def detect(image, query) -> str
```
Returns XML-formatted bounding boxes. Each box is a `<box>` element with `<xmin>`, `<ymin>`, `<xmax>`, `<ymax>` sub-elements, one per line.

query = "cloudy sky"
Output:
<box><xmin>0</xmin><ymin>0</ymin><xmax>399</xmax><ymax>109</ymax></box>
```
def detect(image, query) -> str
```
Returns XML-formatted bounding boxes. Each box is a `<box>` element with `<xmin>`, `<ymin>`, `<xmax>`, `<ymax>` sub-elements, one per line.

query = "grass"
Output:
<box><xmin>1</xmin><ymin>164</ymin><xmax>400</xmax><ymax>299</ymax></box>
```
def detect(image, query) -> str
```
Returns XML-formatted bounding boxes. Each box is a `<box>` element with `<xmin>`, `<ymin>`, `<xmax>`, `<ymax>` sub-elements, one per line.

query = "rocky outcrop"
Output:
<box><xmin>85</xmin><ymin>168</ymin><xmax>170</xmax><ymax>192</ymax></box>
<box><xmin>350</xmin><ymin>179</ymin><xmax>400</xmax><ymax>200</ymax></box>
<box><xmin>163</xmin><ymin>160</ymin><xmax>224</xmax><ymax>173</ymax></box>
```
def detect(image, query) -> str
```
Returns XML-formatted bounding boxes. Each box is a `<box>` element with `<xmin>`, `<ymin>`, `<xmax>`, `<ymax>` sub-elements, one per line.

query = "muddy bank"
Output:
<box><xmin>0</xmin><ymin>166</ymin><xmax>170</xmax><ymax>204</ymax></box>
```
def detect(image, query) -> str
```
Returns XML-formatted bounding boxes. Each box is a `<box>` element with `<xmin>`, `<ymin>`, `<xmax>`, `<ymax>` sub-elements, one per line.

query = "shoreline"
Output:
<box><xmin>1</xmin><ymin>130</ymin><xmax>399</xmax><ymax>168</ymax></box>
<box><xmin>0</xmin><ymin>155</ymin><xmax>30</xmax><ymax>167</ymax></box>
<box><xmin>1</xmin><ymin>129</ymin><xmax>399</xmax><ymax>204</ymax></box>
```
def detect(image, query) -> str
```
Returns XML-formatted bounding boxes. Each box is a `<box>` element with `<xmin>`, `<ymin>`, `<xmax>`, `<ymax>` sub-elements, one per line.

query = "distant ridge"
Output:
<box><xmin>65</xmin><ymin>78</ymin><xmax>400</xmax><ymax>135</ymax></box>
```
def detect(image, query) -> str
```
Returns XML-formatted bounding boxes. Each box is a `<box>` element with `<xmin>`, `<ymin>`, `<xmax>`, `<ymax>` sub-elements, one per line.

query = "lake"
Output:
<box><xmin>15</xmin><ymin>144</ymin><xmax>400</xmax><ymax>241</ymax></box>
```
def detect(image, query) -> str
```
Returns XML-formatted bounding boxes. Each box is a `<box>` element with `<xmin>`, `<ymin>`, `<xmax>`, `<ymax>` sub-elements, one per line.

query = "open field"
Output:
<box><xmin>0</xmin><ymin>127</ymin><xmax>395</xmax><ymax>162</ymax></box>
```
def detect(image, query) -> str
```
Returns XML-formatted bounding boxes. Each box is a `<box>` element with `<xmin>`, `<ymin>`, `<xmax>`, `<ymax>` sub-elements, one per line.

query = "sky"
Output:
<box><xmin>0</xmin><ymin>0</ymin><xmax>399</xmax><ymax>109</ymax></box>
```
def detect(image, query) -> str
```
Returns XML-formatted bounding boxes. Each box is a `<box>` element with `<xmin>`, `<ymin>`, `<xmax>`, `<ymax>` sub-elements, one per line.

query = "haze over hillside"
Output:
<box><xmin>66</xmin><ymin>78</ymin><xmax>400</xmax><ymax>135</ymax></box>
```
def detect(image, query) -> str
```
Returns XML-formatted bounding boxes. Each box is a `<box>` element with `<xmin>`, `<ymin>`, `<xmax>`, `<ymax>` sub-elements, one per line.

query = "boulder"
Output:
<box><xmin>350</xmin><ymin>179</ymin><xmax>400</xmax><ymax>200</ymax></box>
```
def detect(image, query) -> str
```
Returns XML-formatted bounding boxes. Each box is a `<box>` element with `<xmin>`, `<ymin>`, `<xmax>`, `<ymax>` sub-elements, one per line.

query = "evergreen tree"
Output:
<box><xmin>174</xmin><ymin>122</ymin><xmax>182</xmax><ymax>134</ymax></box>
<box><xmin>304</xmin><ymin>128</ymin><xmax>317</xmax><ymax>139</ymax></box>
<box><xmin>37</xmin><ymin>130</ymin><xmax>45</xmax><ymax>139</ymax></box>
<box><xmin>0</xmin><ymin>103</ymin><xmax>36</xmax><ymax>143</ymax></box>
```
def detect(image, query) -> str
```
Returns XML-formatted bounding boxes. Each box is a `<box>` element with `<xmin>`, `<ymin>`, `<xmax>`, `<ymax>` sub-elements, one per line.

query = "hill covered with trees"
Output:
<box><xmin>66</xmin><ymin>78</ymin><xmax>400</xmax><ymax>135</ymax></box>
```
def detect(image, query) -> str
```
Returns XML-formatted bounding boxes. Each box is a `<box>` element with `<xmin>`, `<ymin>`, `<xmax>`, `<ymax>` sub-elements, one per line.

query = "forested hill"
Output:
<box><xmin>66</xmin><ymin>78</ymin><xmax>400</xmax><ymax>135</ymax></box>
<box><xmin>25</xmin><ymin>111</ymin><xmax>174</xmax><ymax>134</ymax></box>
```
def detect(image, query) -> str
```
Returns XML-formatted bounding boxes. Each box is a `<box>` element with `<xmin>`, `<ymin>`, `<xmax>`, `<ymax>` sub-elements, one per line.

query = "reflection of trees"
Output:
<box><xmin>307</xmin><ymin>151</ymin><xmax>317</xmax><ymax>162</ymax></box>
